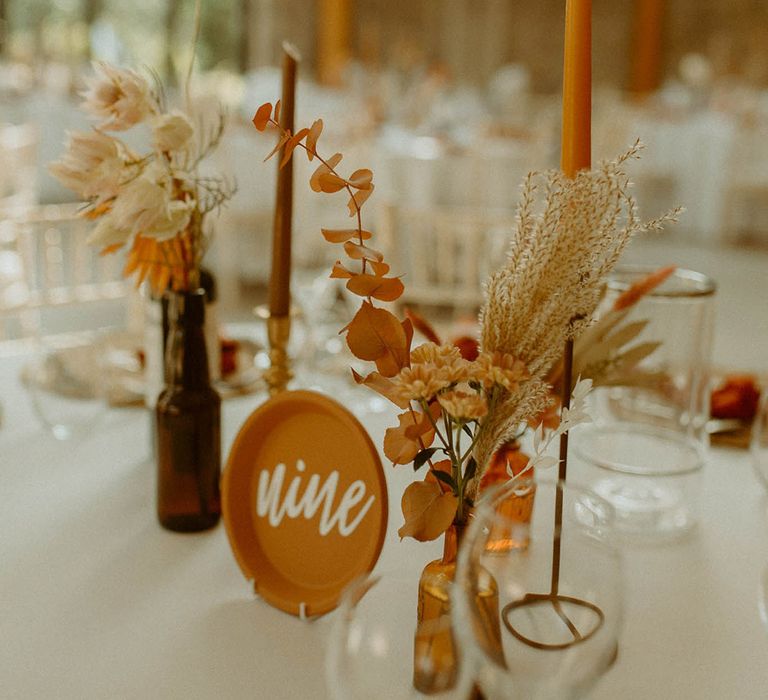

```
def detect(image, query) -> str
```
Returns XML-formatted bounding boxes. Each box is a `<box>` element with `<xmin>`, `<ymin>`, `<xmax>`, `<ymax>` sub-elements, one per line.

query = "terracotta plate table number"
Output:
<box><xmin>222</xmin><ymin>390</ymin><xmax>388</xmax><ymax>617</ymax></box>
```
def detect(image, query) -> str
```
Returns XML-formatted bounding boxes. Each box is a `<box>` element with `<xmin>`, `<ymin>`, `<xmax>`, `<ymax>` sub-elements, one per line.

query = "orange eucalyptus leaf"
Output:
<box><xmin>317</xmin><ymin>172</ymin><xmax>348</xmax><ymax>193</ymax></box>
<box><xmin>263</xmin><ymin>131</ymin><xmax>291</xmax><ymax>162</ymax></box>
<box><xmin>345</xmin><ymin>301</ymin><xmax>408</xmax><ymax>375</ymax></box>
<box><xmin>369</xmin><ymin>260</ymin><xmax>391</xmax><ymax>276</ymax></box>
<box><xmin>252</xmin><ymin>102</ymin><xmax>272</xmax><ymax>131</ymax></box>
<box><xmin>401</xmin><ymin>317</ymin><xmax>414</xmax><ymax>362</ymax></box>
<box><xmin>346</xmin><ymin>274</ymin><xmax>404</xmax><ymax>302</ymax></box>
<box><xmin>404</xmin><ymin>400</ymin><xmax>439</xmax><ymax>441</ymax></box>
<box><xmin>343</xmin><ymin>241</ymin><xmax>384</xmax><ymax>262</ymax></box>
<box><xmin>375</xmin><ymin>351</ymin><xmax>402</xmax><ymax>377</ymax></box>
<box><xmin>384</xmin><ymin>409</ymin><xmax>436</xmax><ymax>465</ymax></box>
<box><xmin>347</xmin><ymin>168</ymin><xmax>373</xmax><ymax>190</ymax></box>
<box><xmin>280</xmin><ymin>127</ymin><xmax>310</xmax><ymax>169</ymax></box>
<box><xmin>425</xmin><ymin>459</ymin><xmax>453</xmax><ymax>495</ymax></box>
<box><xmin>330</xmin><ymin>260</ymin><xmax>355</xmax><ymax>279</ymax></box>
<box><xmin>310</xmin><ymin>153</ymin><xmax>343</xmax><ymax>192</ymax></box>
<box><xmin>351</xmin><ymin>369</ymin><xmax>410</xmax><ymax>409</ymax></box>
<box><xmin>273</xmin><ymin>99</ymin><xmax>281</xmax><ymax>123</ymax></box>
<box><xmin>404</xmin><ymin>307</ymin><xmax>442</xmax><ymax>345</ymax></box>
<box><xmin>306</xmin><ymin>119</ymin><xmax>323</xmax><ymax>161</ymax></box>
<box><xmin>322</xmin><ymin>228</ymin><xmax>373</xmax><ymax>243</ymax></box>
<box><xmin>398</xmin><ymin>480</ymin><xmax>458</xmax><ymax>542</ymax></box>
<box><xmin>347</xmin><ymin>184</ymin><xmax>374</xmax><ymax>216</ymax></box>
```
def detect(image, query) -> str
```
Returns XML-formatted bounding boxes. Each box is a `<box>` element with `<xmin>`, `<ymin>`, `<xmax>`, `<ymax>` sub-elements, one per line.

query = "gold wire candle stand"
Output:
<box><xmin>500</xmin><ymin>338</ymin><xmax>606</xmax><ymax>652</ymax></box>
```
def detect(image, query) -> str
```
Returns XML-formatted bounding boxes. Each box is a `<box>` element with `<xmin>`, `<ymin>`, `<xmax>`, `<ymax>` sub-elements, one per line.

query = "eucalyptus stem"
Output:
<box><xmin>459</xmin><ymin>427</ymin><xmax>482</xmax><ymax>466</ymax></box>
<box><xmin>420</xmin><ymin>399</ymin><xmax>450</xmax><ymax>452</ymax></box>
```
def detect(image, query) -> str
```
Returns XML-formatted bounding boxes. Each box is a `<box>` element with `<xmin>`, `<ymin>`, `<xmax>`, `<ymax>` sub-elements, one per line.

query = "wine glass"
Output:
<box><xmin>290</xmin><ymin>268</ymin><xmax>391</xmax><ymax>415</ymax></box>
<box><xmin>326</xmin><ymin>571</ymin><xmax>476</xmax><ymax>700</ymax></box>
<box><xmin>25</xmin><ymin>331</ymin><xmax>108</xmax><ymax>439</ymax></box>
<box><xmin>759</xmin><ymin>566</ymin><xmax>768</xmax><ymax>634</ymax></box>
<box><xmin>751</xmin><ymin>390</ymin><xmax>768</xmax><ymax>490</ymax></box>
<box><xmin>455</xmin><ymin>474</ymin><xmax>623</xmax><ymax>700</ymax></box>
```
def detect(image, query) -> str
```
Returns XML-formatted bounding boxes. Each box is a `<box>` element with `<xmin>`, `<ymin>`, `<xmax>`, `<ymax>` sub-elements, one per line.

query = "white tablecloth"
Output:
<box><xmin>2</xmin><ymin>366</ymin><xmax>767</xmax><ymax>699</ymax></box>
<box><xmin>2</xmin><ymin>241</ymin><xmax>768</xmax><ymax>699</ymax></box>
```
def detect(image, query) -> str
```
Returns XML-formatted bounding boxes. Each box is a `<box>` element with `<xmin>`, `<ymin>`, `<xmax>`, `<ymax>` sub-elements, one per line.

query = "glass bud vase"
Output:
<box><xmin>156</xmin><ymin>289</ymin><xmax>221</xmax><ymax>532</ymax></box>
<box><xmin>415</xmin><ymin>522</ymin><xmax>502</xmax><ymax>697</ymax></box>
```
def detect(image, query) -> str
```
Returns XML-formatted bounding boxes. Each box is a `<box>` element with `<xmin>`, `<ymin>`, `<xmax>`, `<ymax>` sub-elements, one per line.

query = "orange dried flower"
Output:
<box><xmin>438</xmin><ymin>390</ymin><xmax>488</xmax><ymax>421</ymax></box>
<box><xmin>411</xmin><ymin>343</ymin><xmax>470</xmax><ymax>385</ymax></box>
<box><xmin>473</xmin><ymin>351</ymin><xmax>530</xmax><ymax>391</ymax></box>
<box><xmin>410</xmin><ymin>343</ymin><xmax>461</xmax><ymax>367</ymax></box>
<box><xmin>393</xmin><ymin>363</ymin><xmax>452</xmax><ymax>403</ymax></box>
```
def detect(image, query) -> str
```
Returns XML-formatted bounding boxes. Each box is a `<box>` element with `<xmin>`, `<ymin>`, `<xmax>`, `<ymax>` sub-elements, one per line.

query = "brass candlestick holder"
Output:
<box><xmin>265</xmin><ymin>314</ymin><xmax>293</xmax><ymax>396</ymax></box>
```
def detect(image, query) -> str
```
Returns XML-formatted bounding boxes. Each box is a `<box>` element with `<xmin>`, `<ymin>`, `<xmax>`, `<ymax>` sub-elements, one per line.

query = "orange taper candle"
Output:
<box><xmin>269</xmin><ymin>42</ymin><xmax>300</xmax><ymax>317</ymax></box>
<box><xmin>628</xmin><ymin>0</ymin><xmax>664</xmax><ymax>97</ymax></box>
<box><xmin>317</xmin><ymin>0</ymin><xmax>351</xmax><ymax>87</ymax></box>
<box><xmin>561</xmin><ymin>0</ymin><xmax>592</xmax><ymax>177</ymax></box>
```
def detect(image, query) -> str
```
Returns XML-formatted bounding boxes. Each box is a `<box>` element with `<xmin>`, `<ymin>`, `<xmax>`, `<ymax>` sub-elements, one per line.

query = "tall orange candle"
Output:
<box><xmin>317</xmin><ymin>0</ymin><xmax>351</xmax><ymax>87</ymax></box>
<box><xmin>557</xmin><ymin>0</ymin><xmax>592</xmax><ymax>487</ymax></box>
<box><xmin>628</xmin><ymin>0</ymin><xmax>664</xmax><ymax>96</ymax></box>
<box><xmin>561</xmin><ymin>0</ymin><xmax>592</xmax><ymax>177</ymax></box>
<box><xmin>269</xmin><ymin>43</ymin><xmax>300</xmax><ymax>317</ymax></box>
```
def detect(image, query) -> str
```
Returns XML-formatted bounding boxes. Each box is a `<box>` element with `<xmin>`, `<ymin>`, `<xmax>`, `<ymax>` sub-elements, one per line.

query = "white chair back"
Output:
<box><xmin>0</xmin><ymin>203</ymin><xmax>128</xmax><ymax>341</ymax></box>
<box><xmin>379</xmin><ymin>203</ymin><xmax>514</xmax><ymax>314</ymax></box>
<box><xmin>0</xmin><ymin>123</ymin><xmax>38</xmax><ymax>216</ymax></box>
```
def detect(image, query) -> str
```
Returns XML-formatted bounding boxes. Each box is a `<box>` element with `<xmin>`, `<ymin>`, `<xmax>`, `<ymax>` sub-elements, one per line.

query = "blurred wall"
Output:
<box><xmin>4</xmin><ymin>1</ymin><xmax>767</xmax><ymax>93</ymax></box>
<box><xmin>246</xmin><ymin>0</ymin><xmax>768</xmax><ymax>92</ymax></box>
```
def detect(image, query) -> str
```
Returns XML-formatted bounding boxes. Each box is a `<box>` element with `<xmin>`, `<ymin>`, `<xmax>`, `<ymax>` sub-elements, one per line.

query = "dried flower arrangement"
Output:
<box><xmin>50</xmin><ymin>61</ymin><xmax>235</xmax><ymax>294</ymax></box>
<box><xmin>254</xmin><ymin>104</ymin><xmax>679</xmax><ymax>542</ymax></box>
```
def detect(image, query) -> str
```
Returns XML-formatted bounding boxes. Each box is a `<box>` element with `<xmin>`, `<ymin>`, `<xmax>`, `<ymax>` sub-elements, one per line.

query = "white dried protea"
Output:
<box><xmin>81</xmin><ymin>62</ymin><xmax>154</xmax><ymax>131</ymax></box>
<box><xmin>47</xmin><ymin>129</ymin><xmax>124</xmax><ymax>203</ymax></box>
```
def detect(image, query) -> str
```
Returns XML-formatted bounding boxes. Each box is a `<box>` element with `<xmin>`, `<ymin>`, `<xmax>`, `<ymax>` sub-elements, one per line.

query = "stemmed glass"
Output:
<box><xmin>290</xmin><ymin>266</ymin><xmax>390</xmax><ymax>414</ymax></box>
<box><xmin>751</xmin><ymin>390</ymin><xmax>768</xmax><ymax>490</ymax></box>
<box><xmin>25</xmin><ymin>331</ymin><xmax>107</xmax><ymax>439</ymax></box>
<box><xmin>751</xmin><ymin>391</ymin><xmax>768</xmax><ymax>634</ymax></box>
<box><xmin>326</xmin><ymin>571</ymin><xmax>476</xmax><ymax>700</ymax></box>
<box><xmin>759</xmin><ymin>566</ymin><xmax>768</xmax><ymax>634</ymax></box>
<box><xmin>455</xmin><ymin>474</ymin><xmax>623</xmax><ymax>699</ymax></box>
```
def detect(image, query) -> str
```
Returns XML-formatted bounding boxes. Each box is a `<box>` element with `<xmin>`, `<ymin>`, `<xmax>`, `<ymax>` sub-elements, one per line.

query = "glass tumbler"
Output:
<box><xmin>572</xmin><ymin>266</ymin><xmax>716</xmax><ymax>541</ymax></box>
<box><xmin>25</xmin><ymin>331</ymin><xmax>107</xmax><ymax>439</ymax></box>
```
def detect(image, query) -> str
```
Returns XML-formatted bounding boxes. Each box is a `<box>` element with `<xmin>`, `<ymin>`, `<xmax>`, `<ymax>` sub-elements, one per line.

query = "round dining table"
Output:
<box><xmin>2</xmin><ymin>239</ymin><xmax>767</xmax><ymax>699</ymax></box>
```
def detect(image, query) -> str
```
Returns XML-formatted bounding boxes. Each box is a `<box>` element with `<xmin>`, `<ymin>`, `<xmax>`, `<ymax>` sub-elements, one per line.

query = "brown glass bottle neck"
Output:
<box><xmin>165</xmin><ymin>292</ymin><xmax>210</xmax><ymax>389</ymax></box>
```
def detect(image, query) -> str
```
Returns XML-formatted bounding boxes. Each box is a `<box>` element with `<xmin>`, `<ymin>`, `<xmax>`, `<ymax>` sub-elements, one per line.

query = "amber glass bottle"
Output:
<box><xmin>156</xmin><ymin>289</ymin><xmax>221</xmax><ymax>532</ymax></box>
<box><xmin>415</xmin><ymin>522</ymin><xmax>502</xmax><ymax>697</ymax></box>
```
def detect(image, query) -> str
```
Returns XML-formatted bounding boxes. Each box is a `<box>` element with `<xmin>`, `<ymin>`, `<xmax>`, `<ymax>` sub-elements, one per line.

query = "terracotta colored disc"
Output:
<box><xmin>222</xmin><ymin>390</ymin><xmax>388</xmax><ymax>617</ymax></box>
